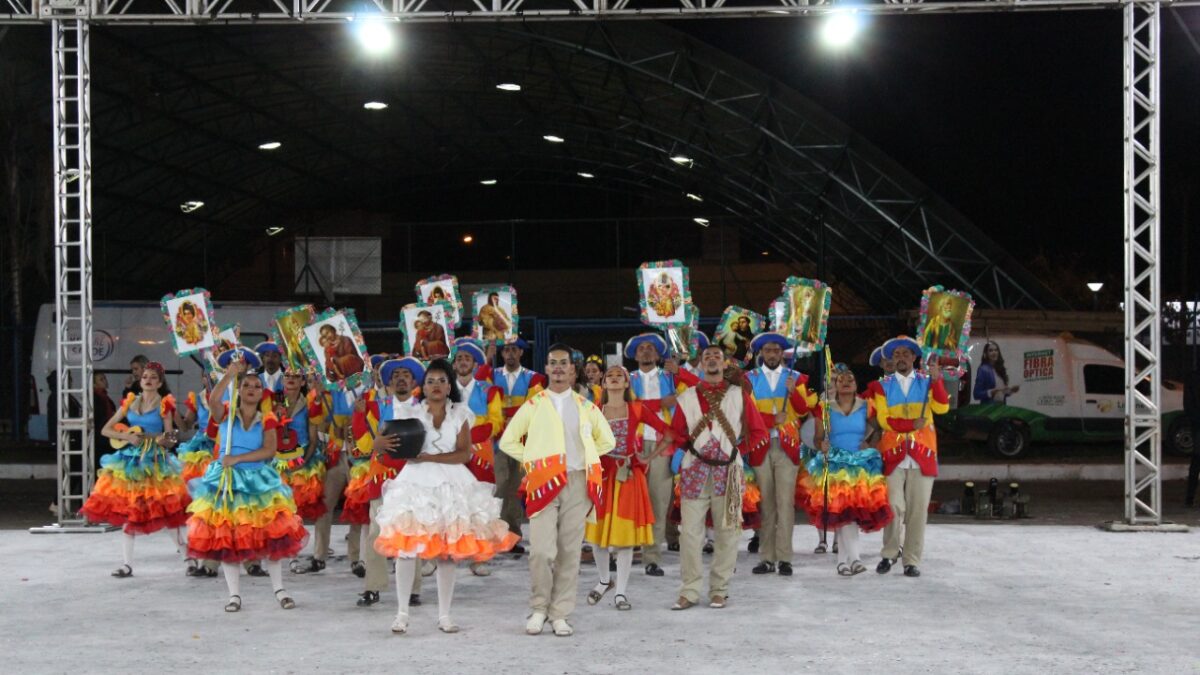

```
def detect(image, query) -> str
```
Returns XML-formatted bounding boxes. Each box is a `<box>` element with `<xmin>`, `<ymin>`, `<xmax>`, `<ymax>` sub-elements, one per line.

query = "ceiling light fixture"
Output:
<box><xmin>354</xmin><ymin>20</ymin><xmax>396</xmax><ymax>56</ymax></box>
<box><xmin>265</xmin><ymin>226</ymin><xmax>285</xmax><ymax>236</ymax></box>
<box><xmin>670</xmin><ymin>154</ymin><xmax>694</xmax><ymax>166</ymax></box>
<box><xmin>258</xmin><ymin>141</ymin><xmax>282</xmax><ymax>150</ymax></box>
<box><xmin>761</xmin><ymin>250</ymin><xmax>770</xmax><ymax>256</ymax></box>
<box><xmin>180</xmin><ymin>200</ymin><xmax>205</xmax><ymax>213</ymax></box>
<box><xmin>480</xmin><ymin>179</ymin><xmax>498</xmax><ymax>186</ymax></box>
<box><xmin>693</xmin><ymin>217</ymin><xmax>710</xmax><ymax>227</ymax></box>
<box><xmin>496</xmin><ymin>83</ymin><xmax>522</xmax><ymax>92</ymax></box>
<box><xmin>463</xmin><ymin>235</ymin><xmax>474</xmax><ymax>244</ymax></box>
<box><xmin>577</xmin><ymin>172</ymin><xmax>595</xmax><ymax>179</ymax></box>
<box><xmin>685</xmin><ymin>192</ymin><xmax>703</xmax><ymax>202</ymax></box>
<box><xmin>543</xmin><ymin>134</ymin><xmax>565</xmax><ymax>143</ymax></box>
<box><xmin>820</xmin><ymin>12</ymin><xmax>863</xmax><ymax>49</ymax></box>
<box><xmin>363</xmin><ymin>101</ymin><xmax>389</xmax><ymax>110</ymax></box>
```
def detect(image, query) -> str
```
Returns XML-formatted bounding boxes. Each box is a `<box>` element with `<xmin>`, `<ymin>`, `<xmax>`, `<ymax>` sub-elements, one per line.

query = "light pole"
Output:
<box><xmin>1087</xmin><ymin>282</ymin><xmax>1104</xmax><ymax>311</ymax></box>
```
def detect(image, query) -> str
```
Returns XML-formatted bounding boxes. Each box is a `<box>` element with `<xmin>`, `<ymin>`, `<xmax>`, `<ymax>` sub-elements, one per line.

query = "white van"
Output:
<box><xmin>28</xmin><ymin>301</ymin><xmax>285</xmax><ymax>441</ymax></box>
<box><xmin>944</xmin><ymin>331</ymin><xmax>1191</xmax><ymax>458</ymax></box>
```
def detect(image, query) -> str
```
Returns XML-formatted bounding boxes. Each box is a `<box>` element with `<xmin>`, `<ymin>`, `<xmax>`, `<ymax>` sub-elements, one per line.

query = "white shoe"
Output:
<box><xmin>391</xmin><ymin>613</ymin><xmax>409</xmax><ymax>634</ymax></box>
<box><xmin>525</xmin><ymin>611</ymin><xmax>547</xmax><ymax>635</ymax></box>
<box><xmin>551</xmin><ymin>619</ymin><xmax>574</xmax><ymax>637</ymax></box>
<box><xmin>438</xmin><ymin>616</ymin><xmax>460</xmax><ymax>633</ymax></box>
<box><xmin>421</xmin><ymin>560</ymin><xmax>437</xmax><ymax>577</ymax></box>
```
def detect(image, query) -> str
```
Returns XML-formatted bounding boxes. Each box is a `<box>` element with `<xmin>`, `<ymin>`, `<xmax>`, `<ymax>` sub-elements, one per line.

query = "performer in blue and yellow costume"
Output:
<box><xmin>797</xmin><ymin>362</ymin><xmax>892</xmax><ymax>576</ymax></box>
<box><xmin>272</xmin><ymin>368</ymin><xmax>327</xmax><ymax>522</ymax></box>
<box><xmin>186</xmin><ymin>348</ymin><xmax>308</xmax><ymax>612</ymax></box>
<box><xmin>83</xmin><ymin>361</ymin><xmax>189</xmax><ymax>578</ymax></box>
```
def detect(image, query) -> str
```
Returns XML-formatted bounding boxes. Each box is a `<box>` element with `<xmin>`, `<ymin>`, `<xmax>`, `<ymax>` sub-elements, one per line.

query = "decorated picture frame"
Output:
<box><xmin>714</xmin><ymin>305</ymin><xmax>766</xmax><ymax>365</ymax></box>
<box><xmin>298</xmin><ymin>308</ymin><xmax>371</xmax><ymax>390</ymax></box>
<box><xmin>665</xmin><ymin>304</ymin><xmax>701</xmax><ymax>360</ymax></box>
<box><xmin>415</xmin><ymin>274</ymin><xmax>464</xmax><ymax>330</ymax></box>
<box><xmin>782</xmin><ymin>276</ymin><xmax>832</xmax><ymax>352</ymax></box>
<box><xmin>768</xmin><ymin>292</ymin><xmax>790</xmax><ymax>333</ymax></box>
<box><xmin>400</xmin><ymin>302</ymin><xmax>453</xmax><ymax>362</ymax></box>
<box><xmin>637</xmin><ymin>259</ymin><xmax>692</xmax><ymax>327</ymax></box>
<box><xmin>916</xmin><ymin>285</ymin><xmax>975</xmax><ymax>366</ymax></box>
<box><xmin>273</xmin><ymin>304</ymin><xmax>316</xmax><ymax>373</ymax></box>
<box><xmin>203</xmin><ymin>322</ymin><xmax>242</xmax><ymax>373</ymax></box>
<box><xmin>471</xmin><ymin>285</ymin><xmax>519</xmax><ymax>345</ymax></box>
<box><xmin>160</xmin><ymin>288</ymin><xmax>216</xmax><ymax>356</ymax></box>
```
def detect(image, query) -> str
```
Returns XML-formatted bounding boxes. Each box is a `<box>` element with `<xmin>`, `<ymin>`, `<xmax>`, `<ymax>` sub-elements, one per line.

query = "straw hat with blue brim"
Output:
<box><xmin>750</xmin><ymin>332</ymin><xmax>793</xmax><ymax>354</ymax></box>
<box><xmin>216</xmin><ymin>346</ymin><xmax>262</xmax><ymax>371</ymax></box>
<box><xmin>380</xmin><ymin>357</ymin><xmax>426</xmax><ymax>387</ymax></box>
<box><xmin>452</xmin><ymin>338</ymin><xmax>487</xmax><ymax>366</ymax></box>
<box><xmin>869</xmin><ymin>346</ymin><xmax>884</xmax><ymax>367</ymax></box>
<box><xmin>624</xmin><ymin>332</ymin><xmax>669</xmax><ymax>360</ymax></box>
<box><xmin>882</xmin><ymin>336</ymin><xmax>922</xmax><ymax>360</ymax></box>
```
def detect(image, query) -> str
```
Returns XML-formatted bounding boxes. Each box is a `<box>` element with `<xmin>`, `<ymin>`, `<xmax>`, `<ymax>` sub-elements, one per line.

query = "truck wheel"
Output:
<box><xmin>1166</xmin><ymin>417</ymin><xmax>1193</xmax><ymax>457</ymax></box>
<box><xmin>987</xmin><ymin>420</ymin><xmax>1030</xmax><ymax>459</ymax></box>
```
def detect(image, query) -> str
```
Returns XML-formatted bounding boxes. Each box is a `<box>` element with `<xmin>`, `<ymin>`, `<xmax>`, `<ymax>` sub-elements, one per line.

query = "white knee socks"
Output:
<box><xmin>122</xmin><ymin>533</ymin><xmax>135</xmax><ymax>567</ymax></box>
<box><xmin>266</xmin><ymin>559</ymin><xmax>284</xmax><ymax>593</ymax></box>
<box><xmin>594</xmin><ymin>547</ymin><xmax>612</xmax><ymax>585</ymax></box>
<box><xmin>836</xmin><ymin>526</ymin><xmax>861</xmax><ymax>566</ymax></box>
<box><xmin>436</xmin><ymin>562</ymin><xmax>456</xmax><ymax>622</ymax></box>
<box><xmin>395</xmin><ymin>558</ymin><xmax>417</xmax><ymax>617</ymax></box>
<box><xmin>614</xmin><ymin>548</ymin><xmax>633</xmax><ymax>597</ymax></box>
<box><xmin>221</xmin><ymin>562</ymin><xmax>241</xmax><ymax>597</ymax></box>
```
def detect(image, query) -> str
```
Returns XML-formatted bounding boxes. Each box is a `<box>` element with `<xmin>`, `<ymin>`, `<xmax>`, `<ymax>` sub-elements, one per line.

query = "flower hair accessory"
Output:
<box><xmin>144</xmin><ymin>362</ymin><xmax>166</xmax><ymax>378</ymax></box>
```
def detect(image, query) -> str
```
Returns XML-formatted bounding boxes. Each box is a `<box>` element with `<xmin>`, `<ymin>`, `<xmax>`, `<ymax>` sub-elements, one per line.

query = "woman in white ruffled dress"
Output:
<box><xmin>373</xmin><ymin>359</ymin><xmax>518</xmax><ymax>635</ymax></box>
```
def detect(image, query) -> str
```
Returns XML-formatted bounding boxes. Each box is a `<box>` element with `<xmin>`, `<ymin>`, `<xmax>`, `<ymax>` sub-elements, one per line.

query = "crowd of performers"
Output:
<box><xmin>80</xmin><ymin>328</ymin><xmax>948</xmax><ymax>635</ymax></box>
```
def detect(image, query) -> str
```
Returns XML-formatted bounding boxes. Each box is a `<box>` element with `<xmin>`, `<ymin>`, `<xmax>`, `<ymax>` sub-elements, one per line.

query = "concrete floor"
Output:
<box><xmin>1</xmin><ymin>521</ymin><xmax>1197</xmax><ymax>674</ymax></box>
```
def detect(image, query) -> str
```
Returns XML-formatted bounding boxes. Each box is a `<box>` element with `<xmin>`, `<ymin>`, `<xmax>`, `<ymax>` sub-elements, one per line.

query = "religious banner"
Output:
<box><xmin>415</xmin><ymin>274</ymin><xmax>464</xmax><ymax>329</ymax></box>
<box><xmin>401</xmin><ymin>302</ymin><xmax>453</xmax><ymax>361</ymax></box>
<box><xmin>299</xmin><ymin>308</ymin><xmax>370</xmax><ymax>390</ymax></box>
<box><xmin>768</xmin><ymin>292</ymin><xmax>789</xmax><ymax>332</ymax></box>
<box><xmin>637</xmin><ymin>259</ymin><xmax>691</xmax><ymax>327</ymax></box>
<box><xmin>665</xmin><ymin>304</ymin><xmax>701</xmax><ymax>360</ymax></box>
<box><xmin>273</xmin><ymin>304</ymin><xmax>316</xmax><ymax>373</ymax></box>
<box><xmin>471</xmin><ymin>285</ymin><xmax>518</xmax><ymax>345</ymax></box>
<box><xmin>715</xmin><ymin>305</ymin><xmax>765</xmax><ymax>365</ymax></box>
<box><xmin>782</xmin><ymin>276</ymin><xmax>832</xmax><ymax>352</ymax></box>
<box><xmin>160</xmin><ymin>288</ymin><xmax>216</xmax><ymax>356</ymax></box>
<box><xmin>916</xmin><ymin>285</ymin><xmax>975</xmax><ymax>366</ymax></box>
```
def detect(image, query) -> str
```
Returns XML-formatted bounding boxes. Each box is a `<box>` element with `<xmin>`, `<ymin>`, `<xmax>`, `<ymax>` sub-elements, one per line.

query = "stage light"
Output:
<box><xmin>693</xmin><ymin>217</ymin><xmax>710</xmax><ymax>227</ymax></box>
<box><xmin>180</xmin><ymin>200</ymin><xmax>204</xmax><ymax>213</ymax></box>
<box><xmin>821</xmin><ymin>12</ymin><xmax>862</xmax><ymax>49</ymax></box>
<box><xmin>354</xmin><ymin>20</ymin><xmax>396</xmax><ymax>56</ymax></box>
<box><xmin>258</xmin><ymin>141</ymin><xmax>281</xmax><ymax>150</ymax></box>
<box><xmin>686</xmin><ymin>192</ymin><xmax>703</xmax><ymax>202</ymax></box>
<box><xmin>496</xmin><ymin>83</ymin><xmax>522</xmax><ymax>92</ymax></box>
<box><xmin>480</xmin><ymin>179</ymin><xmax>498</xmax><ymax>185</ymax></box>
<box><xmin>363</xmin><ymin>101</ymin><xmax>389</xmax><ymax>110</ymax></box>
<box><xmin>543</xmin><ymin>134</ymin><xmax>565</xmax><ymax>143</ymax></box>
<box><xmin>577</xmin><ymin>172</ymin><xmax>595</xmax><ymax>179</ymax></box>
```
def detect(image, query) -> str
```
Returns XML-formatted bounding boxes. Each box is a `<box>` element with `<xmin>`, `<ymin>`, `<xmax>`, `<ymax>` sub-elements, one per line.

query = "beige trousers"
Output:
<box><xmin>528</xmin><ymin>470</ymin><xmax>589</xmax><ymax>621</ymax></box>
<box><xmin>643</xmin><ymin>454</ymin><xmax>679</xmax><ymax>565</ymax></box>
<box><xmin>755</xmin><ymin>439</ymin><xmax>799</xmax><ymax>564</ymax></box>
<box><xmin>678</xmin><ymin>475</ymin><xmax>740</xmax><ymax>603</ymax></box>
<box><xmin>493</xmin><ymin>452</ymin><xmax>526</xmax><ymax>538</ymax></box>
<box><xmin>881</xmin><ymin>468</ymin><xmax>935</xmax><ymax>567</ymax></box>
<box><xmin>314</xmin><ymin>452</ymin><xmax>350</xmax><ymax>562</ymax></box>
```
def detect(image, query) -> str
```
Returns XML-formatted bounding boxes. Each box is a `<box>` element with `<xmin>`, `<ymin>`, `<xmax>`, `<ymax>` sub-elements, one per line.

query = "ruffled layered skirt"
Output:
<box><xmin>795</xmin><ymin>445</ymin><xmax>892</xmax><ymax>533</ymax></box>
<box><xmin>175</xmin><ymin>433</ymin><xmax>215</xmax><ymax>484</ymax></box>
<box><xmin>185</xmin><ymin>462</ymin><xmax>309</xmax><ymax>562</ymax></box>
<box><xmin>585</xmin><ymin>455</ymin><xmax>654</xmax><ymax>548</ymax></box>
<box><xmin>81</xmin><ymin>443</ymin><xmax>190</xmax><ymax>535</ymax></box>
<box><xmin>374</xmin><ymin>462</ymin><xmax>518</xmax><ymax>561</ymax></box>
<box><xmin>274</xmin><ymin>448</ymin><xmax>327</xmax><ymax>522</ymax></box>
<box><xmin>340</xmin><ymin>456</ymin><xmax>375</xmax><ymax>524</ymax></box>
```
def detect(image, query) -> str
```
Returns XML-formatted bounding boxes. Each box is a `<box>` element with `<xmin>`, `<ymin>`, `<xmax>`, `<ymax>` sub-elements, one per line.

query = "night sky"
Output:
<box><xmin>677</xmin><ymin>9</ymin><xmax>1200</xmax><ymax>300</ymax></box>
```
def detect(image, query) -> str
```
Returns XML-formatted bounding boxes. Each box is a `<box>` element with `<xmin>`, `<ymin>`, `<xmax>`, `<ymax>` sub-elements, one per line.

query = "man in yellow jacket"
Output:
<box><xmin>499</xmin><ymin>343</ymin><xmax>616</xmax><ymax>638</ymax></box>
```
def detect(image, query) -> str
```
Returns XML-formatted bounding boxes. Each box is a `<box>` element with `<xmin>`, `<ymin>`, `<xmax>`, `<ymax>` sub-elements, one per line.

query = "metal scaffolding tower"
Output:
<box><xmin>49</xmin><ymin>14</ymin><xmax>95</xmax><ymax>528</ymax></box>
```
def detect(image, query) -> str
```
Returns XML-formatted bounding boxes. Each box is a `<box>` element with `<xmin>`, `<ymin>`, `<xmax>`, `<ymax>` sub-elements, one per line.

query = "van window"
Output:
<box><xmin>1083</xmin><ymin>364</ymin><xmax>1124</xmax><ymax>395</ymax></box>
